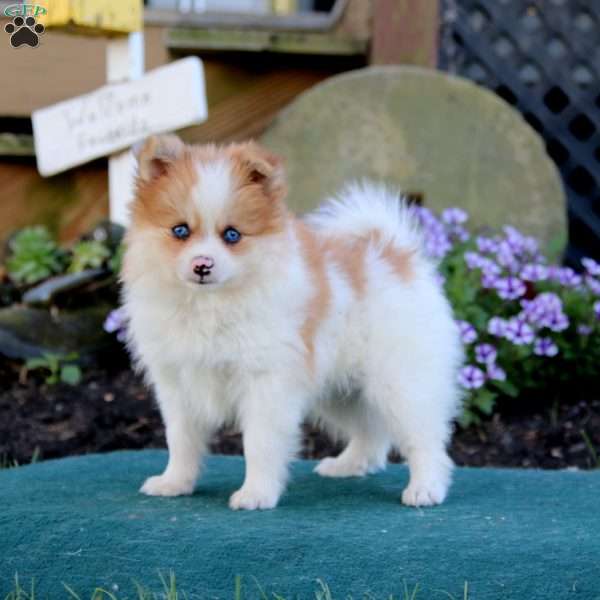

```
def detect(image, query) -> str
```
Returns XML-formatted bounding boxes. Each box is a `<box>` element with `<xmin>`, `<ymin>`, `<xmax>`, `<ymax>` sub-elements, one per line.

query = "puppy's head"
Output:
<box><xmin>124</xmin><ymin>135</ymin><xmax>289</xmax><ymax>292</ymax></box>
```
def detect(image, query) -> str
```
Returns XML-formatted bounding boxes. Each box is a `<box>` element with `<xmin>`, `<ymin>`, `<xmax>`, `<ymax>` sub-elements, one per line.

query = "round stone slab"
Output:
<box><xmin>261</xmin><ymin>66</ymin><xmax>565</xmax><ymax>245</ymax></box>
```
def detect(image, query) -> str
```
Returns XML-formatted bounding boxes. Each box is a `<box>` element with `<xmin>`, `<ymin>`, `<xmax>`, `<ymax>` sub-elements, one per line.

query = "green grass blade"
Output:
<box><xmin>234</xmin><ymin>576</ymin><xmax>242</xmax><ymax>600</ymax></box>
<box><xmin>62</xmin><ymin>583</ymin><xmax>82</xmax><ymax>600</ymax></box>
<box><xmin>251</xmin><ymin>577</ymin><xmax>269</xmax><ymax>600</ymax></box>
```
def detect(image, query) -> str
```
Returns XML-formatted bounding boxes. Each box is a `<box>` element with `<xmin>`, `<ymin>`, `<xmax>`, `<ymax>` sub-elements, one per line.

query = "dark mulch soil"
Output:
<box><xmin>1</xmin><ymin>358</ymin><xmax>599</xmax><ymax>470</ymax></box>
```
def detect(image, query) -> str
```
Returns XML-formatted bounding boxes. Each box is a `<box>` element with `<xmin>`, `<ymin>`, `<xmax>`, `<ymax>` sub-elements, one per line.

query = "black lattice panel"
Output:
<box><xmin>439</xmin><ymin>0</ymin><xmax>600</xmax><ymax>265</ymax></box>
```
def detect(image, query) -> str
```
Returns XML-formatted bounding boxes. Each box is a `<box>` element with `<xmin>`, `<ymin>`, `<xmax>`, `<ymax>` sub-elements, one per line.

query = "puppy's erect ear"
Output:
<box><xmin>134</xmin><ymin>135</ymin><xmax>186</xmax><ymax>183</ymax></box>
<box><xmin>230</xmin><ymin>142</ymin><xmax>286</xmax><ymax>201</ymax></box>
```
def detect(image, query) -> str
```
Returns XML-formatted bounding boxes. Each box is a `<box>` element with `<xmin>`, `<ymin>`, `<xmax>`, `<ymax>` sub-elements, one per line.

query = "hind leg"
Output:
<box><xmin>399</xmin><ymin>445</ymin><xmax>453</xmax><ymax>506</ymax></box>
<box><xmin>365</xmin><ymin>361</ymin><xmax>458</xmax><ymax>506</ymax></box>
<box><xmin>314</xmin><ymin>398</ymin><xmax>390</xmax><ymax>478</ymax></box>
<box><xmin>385</xmin><ymin>400</ymin><xmax>454</xmax><ymax>506</ymax></box>
<box><xmin>315</xmin><ymin>434</ymin><xmax>389</xmax><ymax>477</ymax></box>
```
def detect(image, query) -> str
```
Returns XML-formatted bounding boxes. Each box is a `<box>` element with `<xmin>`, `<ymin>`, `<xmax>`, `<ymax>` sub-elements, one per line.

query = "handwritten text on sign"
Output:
<box><xmin>32</xmin><ymin>57</ymin><xmax>207</xmax><ymax>177</ymax></box>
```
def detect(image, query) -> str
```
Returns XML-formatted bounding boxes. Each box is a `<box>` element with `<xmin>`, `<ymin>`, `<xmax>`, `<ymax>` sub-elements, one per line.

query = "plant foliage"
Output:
<box><xmin>6</xmin><ymin>227</ymin><xmax>65</xmax><ymax>285</ymax></box>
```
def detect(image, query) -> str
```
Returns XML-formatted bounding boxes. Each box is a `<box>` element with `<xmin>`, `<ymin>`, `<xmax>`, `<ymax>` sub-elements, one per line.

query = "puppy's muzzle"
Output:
<box><xmin>192</xmin><ymin>256</ymin><xmax>215</xmax><ymax>282</ymax></box>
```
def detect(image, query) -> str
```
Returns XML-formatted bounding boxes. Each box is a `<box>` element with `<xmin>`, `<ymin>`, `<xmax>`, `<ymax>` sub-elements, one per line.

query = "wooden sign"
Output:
<box><xmin>32</xmin><ymin>57</ymin><xmax>207</xmax><ymax>177</ymax></box>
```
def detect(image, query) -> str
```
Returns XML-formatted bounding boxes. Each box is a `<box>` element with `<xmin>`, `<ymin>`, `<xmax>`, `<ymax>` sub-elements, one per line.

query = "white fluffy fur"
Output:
<box><xmin>124</xmin><ymin>176</ymin><xmax>463</xmax><ymax>510</ymax></box>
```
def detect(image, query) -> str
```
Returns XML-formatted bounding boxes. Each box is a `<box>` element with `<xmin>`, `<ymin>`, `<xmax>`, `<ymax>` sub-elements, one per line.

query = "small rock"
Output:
<box><xmin>22</xmin><ymin>269</ymin><xmax>107</xmax><ymax>307</ymax></box>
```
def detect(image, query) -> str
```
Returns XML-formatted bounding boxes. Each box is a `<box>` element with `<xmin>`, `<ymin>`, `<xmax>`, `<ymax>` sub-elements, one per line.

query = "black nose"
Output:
<box><xmin>194</xmin><ymin>264</ymin><xmax>211</xmax><ymax>277</ymax></box>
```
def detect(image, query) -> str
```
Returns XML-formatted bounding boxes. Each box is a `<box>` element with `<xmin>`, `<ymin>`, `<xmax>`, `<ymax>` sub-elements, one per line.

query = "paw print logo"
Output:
<box><xmin>4</xmin><ymin>16</ymin><xmax>45</xmax><ymax>48</ymax></box>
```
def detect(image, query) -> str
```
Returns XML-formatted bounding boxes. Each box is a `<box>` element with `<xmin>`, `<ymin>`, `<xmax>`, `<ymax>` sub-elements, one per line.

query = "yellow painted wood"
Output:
<box><xmin>36</xmin><ymin>0</ymin><xmax>142</xmax><ymax>34</ymax></box>
<box><xmin>272</xmin><ymin>0</ymin><xmax>298</xmax><ymax>13</ymax></box>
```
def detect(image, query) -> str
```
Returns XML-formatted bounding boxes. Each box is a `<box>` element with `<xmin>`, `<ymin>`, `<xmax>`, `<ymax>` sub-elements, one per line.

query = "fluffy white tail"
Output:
<box><xmin>305</xmin><ymin>180</ymin><xmax>423</xmax><ymax>251</ymax></box>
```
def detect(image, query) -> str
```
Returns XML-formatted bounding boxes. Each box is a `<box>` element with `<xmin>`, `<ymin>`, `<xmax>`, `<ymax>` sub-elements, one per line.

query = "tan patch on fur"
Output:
<box><xmin>366</xmin><ymin>230</ymin><xmax>415</xmax><ymax>282</ymax></box>
<box><xmin>324</xmin><ymin>238</ymin><xmax>368</xmax><ymax>297</ymax></box>
<box><xmin>381</xmin><ymin>243</ymin><xmax>415</xmax><ymax>281</ymax></box>
<box><xmin>126</xmin><ymin>150</ymin><xmax>204</xmax><ymax>279</ymax></box>
<box><xmin>323</xmin><ymin>231</ymin><xmax>414</xmax><ymax>298</ymax></box>
<box><xmin>320</xmin><ymin>231</ymin><xmax>413</xmax><ymax>297</ymax></box>
<box><xmin>226</xmin><ymin>141</ymin><xmax>287</xmax><ymax>203</ymax></box>
<box><xmin>132</xmin><ymin>152</ymin><xmax>199</xmax><ymax>230</ymax></box>
<box><xmin>217</xmin><ymin>141</ymin><xmax>290</xmax><ymax>253</ymax></box>
<box><xmin>295</xmin><ymin>221</ymin><xmax>331</xmax><ymax>371</ymax></box>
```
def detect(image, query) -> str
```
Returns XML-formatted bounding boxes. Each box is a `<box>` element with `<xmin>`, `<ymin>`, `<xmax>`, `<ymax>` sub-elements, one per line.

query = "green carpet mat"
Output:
<box><xmin>1</xmin><ymin>450</ymin><xmax>599</xmax><ymax>599</ymax></box>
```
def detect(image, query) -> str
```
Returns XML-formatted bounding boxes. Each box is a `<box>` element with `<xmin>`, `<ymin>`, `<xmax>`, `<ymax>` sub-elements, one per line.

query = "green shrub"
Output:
<box><xmin>25</xmin><ymin>352</ymin><xmax>82</xmax><ymax>386</ymax></box>
<box><xmin>69</xmin><ymin>240</ymin><xmax>111</xmax><ymax>273</ymax></box>
<box><xmin>6</xmin><ymin>226</ymin><xmax>65</xmax><ymax>285</ymax></box>
<box><xmin>414</xmin><ymin>206</ymin><xmax>600</xmax><ymax>427</ymax></box>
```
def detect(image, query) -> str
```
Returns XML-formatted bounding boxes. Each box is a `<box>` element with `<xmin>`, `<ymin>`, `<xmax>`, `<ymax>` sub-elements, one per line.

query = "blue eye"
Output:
<box><xmin>172</xmin><ymin>224</ymin><xmax>190</xmax><ymax>240</ymax></box>
<box><xmin>222</xmin><ymin>227</ymin><xmax>241</xmax><ymax>245</ymax></box>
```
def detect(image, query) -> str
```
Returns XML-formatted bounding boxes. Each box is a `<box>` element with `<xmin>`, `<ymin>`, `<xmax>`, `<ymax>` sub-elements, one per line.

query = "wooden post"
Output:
<box><xmin>106</xmin><ymin>32</ymin><xmax>145</xmax><ymax>226</ymax></box>
<box><xmin>370</xmin><ymin>0</ymin><xmax>439</xmax><ymax>67</ymax></box>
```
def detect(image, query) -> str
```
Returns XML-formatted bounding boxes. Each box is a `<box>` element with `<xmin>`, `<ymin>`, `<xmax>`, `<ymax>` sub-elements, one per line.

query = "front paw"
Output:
<box><xmin>229</xmin><ymin>485</ymin><xmax>281</xmax><ymax>510</ymax></box>
<box><xmin>401</xmin><ymin>479</ymin><xmax>448</xmax><ymax>507</ymax></box>
<box><xmin>140</xmin><ymin>474</ymin><xmax>195</xmax><ymax>497</ymax></box>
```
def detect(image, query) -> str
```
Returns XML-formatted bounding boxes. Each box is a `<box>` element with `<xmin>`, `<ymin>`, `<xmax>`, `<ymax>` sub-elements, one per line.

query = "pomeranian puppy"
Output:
<box><xmin>122</xmin><ymin>134</ymin><xmax>463</xmax><ymax>510</ymax></box>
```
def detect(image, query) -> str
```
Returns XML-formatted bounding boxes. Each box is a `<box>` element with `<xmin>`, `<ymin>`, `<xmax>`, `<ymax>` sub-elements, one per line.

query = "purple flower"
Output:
<box><xmin>442</xmin><ymin>207</ymin><xmax>468</xmax><ymax>225</ymax></box>
<box><xmin>577</xmin><ymin>325</ymin><xmax>592</xmax><ymax>336</ymax></box>
<box><xmin>412</xmin><ymin>205</ymin><xmax>437</xmax><ymax>225</ymax></box>
<box><xmin>533</xmin><ymin>337</ymin><xmax>559</xmax><ymax>357</ymax></box>
<box><xmin>582</xmin><ymin>258</ymin><xmax>600</xmax><ymax>277</ymax></box>
<box><xmin>465</xmin><ymin>251</ymin><xmax>484</xmax><ymax>269</ymax></box>
<box><xmin>475</xmin><ymin>343</ymin><xmax>497</xmax><ymax>365</ymax></box>
<box><xmin>522</xmin><ymin>236</ymin><xmax>539</xmax><ymax>257</ymax></box>
<box><xmin>466</xmin><ymin>252</ymin><xmax>501</xmax><ymax>277</ymax></box>
<box><xmin>594</xmin><ymin>301</ymin><xmax>600</xmax><ymax>320</ymax></box>
<box><xmin>104</xmin><ymin>308</ymin><xmax>126</xmax><ymax>332</ymax></box>
<box><xmin>448</xmin><ymin>225</ymin><xmax>470</xmax><ymax>243</ymax></box>
<box><xmin>481</xmin><ymin>273</ymin><xmax>500</xmax><ymax>289</ymax></box>
<box><xmin>424</xmin><ymin>234</ymin><xmax>452</xmax><ymax>259</ymax></box>
<box><xmin>488</xmin><ymin>317</ymin><xmax>508</xmax><ymax>337</ymax></box>
<box><xmin>476</xmin><ymin>236</ymin><xmax>499</xmax><ymax>254</ymax></box>
<box><xmin>502</xmin><ymin>226</ymin><xmax>526</xmax><ymax>254</ymax></box>
<box><xmin>520</xmin><ymin>293</ymin><xmax>567</xmax><ymax>330</ymax></box>
<box><xmin>480</xmin><ymin>258</ymin><xmax>502</xmax><ymax>276</ymax></box>
<box><xmin>525</xmin><ymin>292</ymin><xmax>563</xmax><ymax>313</ymax></box>
<box><xmin>496</xmin><ymin>241</ymin><xmax>519</xmax><ymax>272</ymax></box>
<box><xmin>521</xmin><ymin>263</ymin><xmax>548</xmax><ymax>282</ymax></box>
<box><xmin>546</xmin><ymin>265</ymin><xmax>562</xmax><ymax>281</ymax></box>
<box><xmin>544</xmin><ymin>311</ymin><xmax>569</xmax><ymax>332</ymax></box>
<box><xmin>458</xmin><ymin>365</ymin><xmax>486</xmax><ymax>389</ymax></box>
<box><xmin>435</xmin><ymin>273</ymin><xmax>446</xmax><ymax>287</ymax></box>
<box><xmin>104</xmin><ymin>308</ymin><xmax>128</xmax><ymax>342</ymax></box>
<box><xmin>457</xmin><ymin>320</ymin><xmax>478</xmax><ymax>344</ymax></box>
<box><xmin>487</xmin><ymin>363</ymin><xmax>506</xmax><ymax>381</ymax></box>
<box><xmin>415</xmin><ymin>206</ymin><xmax>461</xmax><ymax>260</ymax></box>
<box><xmin>495</xmin><ymin>277</ymin><xmax>526</xmax><ymax>300</ymax></box>
<box><xmin>505</xmin><ymin>318</ymin><xmax>535</xmax><ymax>345</ymax></box>
<box><xmin>585</xmin><ymin>277</ymin><xmax>600</xmax><ymax>296</ymax></box>
<box><xmin>557</xmin><ymin>267</ymin><xmax>582</xmax><ymax>288</ymax></box>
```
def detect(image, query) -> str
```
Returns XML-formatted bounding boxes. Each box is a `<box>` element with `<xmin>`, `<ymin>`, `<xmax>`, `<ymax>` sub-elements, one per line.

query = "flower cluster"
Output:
<box><xmin>103</xmin><ymin>307</ymin><xmax>128</xmax><ymax>343</ymax></box>
<box><xmin>413</xmin><ymin>206</ymin><xmax>600</xmax><ymax>426</ymax></box>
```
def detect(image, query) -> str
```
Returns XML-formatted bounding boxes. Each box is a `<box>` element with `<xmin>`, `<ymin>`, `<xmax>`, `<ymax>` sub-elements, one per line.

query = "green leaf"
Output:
<box><xmin>458</xmin><ymin>409</ymin><xmax>479</xmax><ymax>429</ymax></box>
<box><xmin>25</xmin><ymin>358</ymin><xmax>50</xmax><ymax>371</ymax></box>
<box><xmin>108</xmin><ymin>243</ymin><xmax>125</xmax><ymax>274</ymax></box>
<box><xmin>6</xmin><ymin>226</ymin><xmax>64</xmax><ymax>285</ymax></box>
<box><xmin>60</xmin><ymin>365</ymin><xmax>82</xmax><ymax>386</ymax></box>
<box><xmin>473</xmin><ymin>390</ymin><xmax>497</xmax><ymax>415</ymax></box>
<box><xmin>492</xmin><ymin>379</ymin><xmax>519</xmax><ymax>398</ymax></box>
<box><xmin>68</xmin><ymin>240</ymin><xmax>110</xmax><ymax>273</ymax></box>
